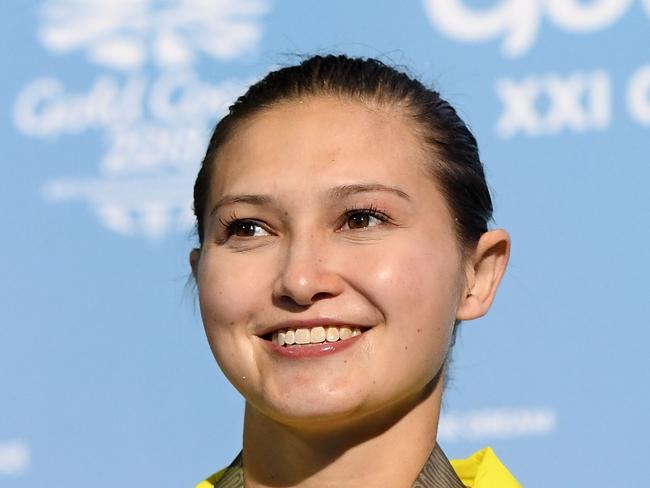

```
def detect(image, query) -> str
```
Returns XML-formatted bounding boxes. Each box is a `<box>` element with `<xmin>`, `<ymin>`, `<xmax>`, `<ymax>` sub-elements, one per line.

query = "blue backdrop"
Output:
<box><xmin>2</xmin><ymin>1</ymin><xmax>649</xmax><ymax>486</ymax></box>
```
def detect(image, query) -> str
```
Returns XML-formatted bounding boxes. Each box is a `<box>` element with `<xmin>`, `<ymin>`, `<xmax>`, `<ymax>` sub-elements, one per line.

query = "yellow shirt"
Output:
<box><xmin>196</xmin><ymin>446</ymin><xmax>521</xmax><ymax>488</ymax></box>
<box><xmin>450</xmin><ymin>447</ymin><xmax>522</xmax><ymax>487</ymax></box>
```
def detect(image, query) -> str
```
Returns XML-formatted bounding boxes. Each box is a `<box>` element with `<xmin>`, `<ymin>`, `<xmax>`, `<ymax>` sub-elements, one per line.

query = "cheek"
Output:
<box><xmin>345</xmin><ymin>240</ymin><xmax>462</xmax><ymax>383</ymax></box>
<box><xmin>196</xmin><ymin>252</ymin><xmax>270</xmax><ymax>377</ymax></box>
<box><xmin>197</xmin><ymin>252</ymin><xmax>268</xmax><ymax>326</ymax></box>
<box><xmin>352</xmin><ymin>242</ymin><xmax>462</xmax><ymax>322</ymax></box>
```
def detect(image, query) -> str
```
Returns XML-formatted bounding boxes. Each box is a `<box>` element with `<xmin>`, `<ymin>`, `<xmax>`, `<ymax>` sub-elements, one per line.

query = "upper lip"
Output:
<box><xmin>256</xmin><ymin>318</ymin><xmax>370</xmax><ymax>337</ymax></box>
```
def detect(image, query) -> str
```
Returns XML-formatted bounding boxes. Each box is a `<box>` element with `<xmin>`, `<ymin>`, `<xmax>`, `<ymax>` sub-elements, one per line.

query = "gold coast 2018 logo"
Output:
<box><xmin>424</xmin><ymin>0</ymin><xmax>650</xmax><ymax>58</ymax></box>
<box><xmin>13</xmin><ymin>0</ymin><xmax>270</xmax><ymax>239</ymax></box>
<box><xmin>424</xmin><ymin>0</ymin><xmax>650</xmax><ymax>138</ymax></box>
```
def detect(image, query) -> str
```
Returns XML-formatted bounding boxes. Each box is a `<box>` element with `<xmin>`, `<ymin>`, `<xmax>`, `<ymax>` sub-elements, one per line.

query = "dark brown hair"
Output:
<box><xmin>193</xmin><ymin>54</ymin><xmax>493</xmax><ymax>251</ymax></box>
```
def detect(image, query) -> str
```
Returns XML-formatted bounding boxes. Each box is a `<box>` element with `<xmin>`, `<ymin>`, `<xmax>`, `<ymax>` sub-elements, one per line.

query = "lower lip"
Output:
<box><xmin>262</xmin><ymin>333</ymin><xmax>365</xmax><ymax>359</ymax></box>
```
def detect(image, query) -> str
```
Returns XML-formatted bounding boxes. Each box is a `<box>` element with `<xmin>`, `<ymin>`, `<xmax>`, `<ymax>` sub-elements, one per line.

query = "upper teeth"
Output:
<box><xmin>272</xmin><ymin>326</ymin><xmax>363</xmax><ymax>346</ymax></box>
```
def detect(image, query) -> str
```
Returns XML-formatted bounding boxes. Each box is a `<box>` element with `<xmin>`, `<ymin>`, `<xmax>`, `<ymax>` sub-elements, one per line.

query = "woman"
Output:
<box><xmin>190</xmin><ymin>55</ymin><xmax>519</xmax><ymax>487</ymax></box>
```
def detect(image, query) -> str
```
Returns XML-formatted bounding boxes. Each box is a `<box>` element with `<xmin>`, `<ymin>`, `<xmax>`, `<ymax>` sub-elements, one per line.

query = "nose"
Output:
<box><xmin>272</xmin><ymin>234</ymin><xmax>344</xmax><ymax>308</ymax></box>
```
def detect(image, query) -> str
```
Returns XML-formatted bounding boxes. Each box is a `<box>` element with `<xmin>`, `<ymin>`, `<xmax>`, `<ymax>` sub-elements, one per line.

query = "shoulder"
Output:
<box><xmin>194</xmin><ymin>468</ymin><xmax>226</xmax><ymax>488</ymax></box>
<box><xmin>195</xmin><ymin>451</ymin><xmax>242</xmax><ymax>488</ymax></box>
<box><xmin>450</xmin><ymin>446</ymin><xmax>522</xmax><ymax>488</ymax></box>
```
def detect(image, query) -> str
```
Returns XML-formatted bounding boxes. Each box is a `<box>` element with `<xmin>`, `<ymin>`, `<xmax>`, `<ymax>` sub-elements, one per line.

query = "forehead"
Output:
<box><xmin>211</xmin><ymin>96</ymin><xmax>432</xmax><ymax>198</ymax></box>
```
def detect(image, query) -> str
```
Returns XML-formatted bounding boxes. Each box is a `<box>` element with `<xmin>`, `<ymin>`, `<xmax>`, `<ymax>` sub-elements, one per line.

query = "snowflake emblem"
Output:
<box><xmin>38</xmin><ymin>0</ymin><xmax>270</xmax><ymax>71</ymax></box>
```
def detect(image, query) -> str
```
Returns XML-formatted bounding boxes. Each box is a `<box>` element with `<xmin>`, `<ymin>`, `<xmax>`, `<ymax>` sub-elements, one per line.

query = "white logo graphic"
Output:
<box><xmin>38</xmin><ymin>0</ymin><xmax>267</xmax><ymax>70</ymax></box>
<box><xmin>495</xmin><ymin>69</ymin><xmax>611</xmax><ymax>138</ymax></box>
<box><xmin>423</xmin><ymin>0</ymin><xmax>647</xmax><ymax>58</ymax></box>
<box><xmin>439</xmin><ymin>407</ymin><xmax>556</xmax><ymax>442</ymax></box>
<box><xmin>627</xmin><ymin>64</ymin><xmax>650</xmax><ymax>126</ymax></box>
<box><xmin>13</xmin><ymin>0</ymin><xmax>270</xmax><ymax>239</ymax></box>
<box><xmin>0</xmin><ymin>440</ymin><xmax>30</xmax><ymax>476</ymax></box>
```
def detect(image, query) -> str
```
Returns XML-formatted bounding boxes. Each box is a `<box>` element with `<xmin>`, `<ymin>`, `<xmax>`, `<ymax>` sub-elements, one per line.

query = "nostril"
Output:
<box><xmin>311</xmin><ymin>291</ymin><xmax>336</xmax><ymax>302</ymax></box>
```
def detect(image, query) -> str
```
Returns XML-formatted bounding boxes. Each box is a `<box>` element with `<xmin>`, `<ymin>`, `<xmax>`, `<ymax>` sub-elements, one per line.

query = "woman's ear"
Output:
<box><xmin>456</xmin><ymin>229</ymin><xmax>510</xmax><ymax>321</ymax></box>
<box><xmin>189</xmin><ymin>248</ymin><xmax>201</xmax><ymax>281</ymax></box>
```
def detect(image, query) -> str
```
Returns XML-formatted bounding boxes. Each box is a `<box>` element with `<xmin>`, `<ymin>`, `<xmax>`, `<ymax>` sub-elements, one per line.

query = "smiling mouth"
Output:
<box><xmin>264</xmin><ymin>326</ymin><xmax>367</xmax><ymax>347</ymax></box>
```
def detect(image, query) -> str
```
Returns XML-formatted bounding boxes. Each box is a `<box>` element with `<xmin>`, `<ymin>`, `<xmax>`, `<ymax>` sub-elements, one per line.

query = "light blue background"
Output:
<box><xmin>1</xmin><ymin>1</ymin><xmax>649</xmax><ymax>487</ymax></box>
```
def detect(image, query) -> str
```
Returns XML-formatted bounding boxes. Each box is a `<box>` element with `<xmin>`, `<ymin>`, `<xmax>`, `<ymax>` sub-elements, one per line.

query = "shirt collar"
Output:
<box><xmin>213</xmin><ymin>443</ymin><xmax>466</xmax><ymax>488</ymax></box>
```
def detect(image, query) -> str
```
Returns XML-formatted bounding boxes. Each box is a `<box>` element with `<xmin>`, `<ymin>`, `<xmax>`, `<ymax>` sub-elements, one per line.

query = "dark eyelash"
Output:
<box><xmin>217</xmin><ymin>204</ymin><xmax>391</xmax><ymax>242</ymax></box>
<box><xmin>218</xmin><ymin>212</ymin><xmax>240</xmax><ymax>233</ymax></box>
<box><xmin>343</xmin><ymin>203</ymin><xmax>391</xmax><ymax>223</ymax></box>
<box><xmin>218</xmin><ymin>212</ymin><xmax>262</xmax><ymax>238</ymax></box>
<box><xmin>219</xmin><ymin>213</ymin><xmax>239</xmax><ymax>229</ymax></box>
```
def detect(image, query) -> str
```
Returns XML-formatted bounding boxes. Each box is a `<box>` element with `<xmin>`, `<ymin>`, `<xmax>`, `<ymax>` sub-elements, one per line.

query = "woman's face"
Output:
<box><xmin>193</xmin><ymin>97</ymin><xmax>468</xmax><ymax>429</ymax></box>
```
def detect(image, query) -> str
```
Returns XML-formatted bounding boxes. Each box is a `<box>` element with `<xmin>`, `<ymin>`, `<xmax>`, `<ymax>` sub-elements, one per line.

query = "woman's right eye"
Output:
<box><xmin>227</xmin><ymin>220</ymin><xmax>269</xmax><ymax>238</ymax></box>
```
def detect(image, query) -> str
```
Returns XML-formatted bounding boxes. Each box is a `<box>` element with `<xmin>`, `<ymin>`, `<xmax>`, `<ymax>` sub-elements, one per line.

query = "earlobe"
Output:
<box><xmin>456</xmin><ymin>229</ymin><xmax>510</xmax><ymax>321</ymax></box>
<box><xmin>189</xmin><ymin>248</ymin><xmax>201</xmax><ymax>281</ymax></box>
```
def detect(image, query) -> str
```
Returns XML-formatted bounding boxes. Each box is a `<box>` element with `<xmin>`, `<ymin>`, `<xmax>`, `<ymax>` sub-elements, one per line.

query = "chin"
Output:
<box><xmin>255</xmin><ymin>383</ymin><xmax>371</xmax><ymax>427</ymax></box>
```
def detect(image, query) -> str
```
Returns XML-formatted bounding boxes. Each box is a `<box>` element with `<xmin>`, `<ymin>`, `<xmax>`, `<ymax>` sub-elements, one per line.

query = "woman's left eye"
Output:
<box><xmin>342</xmin><ymin>210</ymin><xmax>387</xmax><ymax>230</ymax></box>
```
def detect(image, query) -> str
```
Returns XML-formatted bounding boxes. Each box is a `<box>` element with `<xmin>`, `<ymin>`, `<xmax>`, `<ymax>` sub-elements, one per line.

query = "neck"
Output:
<box><xmin>242</xmin><ymin>373</ymin><xmax>444</xmax><ymax>488</ymax></box>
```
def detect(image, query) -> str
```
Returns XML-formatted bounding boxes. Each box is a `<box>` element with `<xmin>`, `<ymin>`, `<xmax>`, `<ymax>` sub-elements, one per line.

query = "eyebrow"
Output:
<box><xmin>210</xmin><ymin>183</ymin><xmax>410</xmax><ymax>215</ymax></box>
<box><xmin>327</xmin><ymin>183</ymin><xmax>411</xmax><ymax>201</ymax></box>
